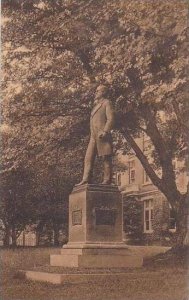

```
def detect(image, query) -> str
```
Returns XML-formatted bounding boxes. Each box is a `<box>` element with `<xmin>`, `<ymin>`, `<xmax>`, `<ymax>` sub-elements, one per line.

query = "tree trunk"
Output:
<box><xmin>184</xmin><ymin>215</ymin><xmax>189</xmax><ymax>246</ymax></box>
<box><xmin>11</xmin><ymin>225</ymin><xmax>17</xmax><ymax>247</ymax></box>
<box><xmin>3</xmin><ymin>227</ymin><xmax>11</xmax><ymax>247</ymax></box>
<box><xmin>121</xmin><ymin>128</ymin><xmax>188</xmax><ymax>248</ymax></box>
<box><xmin>175</xmin><ymin>214</ymin><xmax>188</xmax><ymax>247</ymax></box>
<box><xmin>53</xmin><ymin>223</ymin><xmax>60</xmax><ymax>246</ymax></box>
<box><xmin>174</xmin><ymin>195</ymin><xmax>189</xmax><ymax>248</ymax></box>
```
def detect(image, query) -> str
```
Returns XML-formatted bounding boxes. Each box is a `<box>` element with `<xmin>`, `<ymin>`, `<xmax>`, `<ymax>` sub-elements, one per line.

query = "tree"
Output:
<box><xmin>2</xmin><ymin>0</ymin><xmax>188</xmax><ymax>247</ymax></box>
<box><xmin>33</xmin><ymin>166</ymin><xmax>71</xmax><ymax>246</ymax></box>
<box><xmin>123</xmin><ymin>196</ymin><xmax>143</xmax><ymax>244</ymax></box>
<box><xmin>0</xmin><ymin>168</ymin><xmax>37</xmax><ymax>246</ymax></box>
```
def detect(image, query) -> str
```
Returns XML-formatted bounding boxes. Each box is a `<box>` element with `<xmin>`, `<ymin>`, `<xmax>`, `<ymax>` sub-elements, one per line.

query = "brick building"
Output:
<box><xmin>116</xmin><ymin>134</ymin><xmax>188</xmax><ymax>245</ymax></box>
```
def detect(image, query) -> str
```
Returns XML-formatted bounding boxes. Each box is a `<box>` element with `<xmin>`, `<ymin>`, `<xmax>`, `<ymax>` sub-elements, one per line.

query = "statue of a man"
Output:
<box><xmin>76</xmin><ymin>85</ymin><xmax>115</xmax><ymax>186</ymax></box>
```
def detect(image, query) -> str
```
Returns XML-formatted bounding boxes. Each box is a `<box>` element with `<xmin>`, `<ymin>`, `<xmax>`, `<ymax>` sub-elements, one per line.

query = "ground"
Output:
<box><xmin>0</xmin><ymin>246</ymin><xmax>188</xmax><ymax>300</ymax></box>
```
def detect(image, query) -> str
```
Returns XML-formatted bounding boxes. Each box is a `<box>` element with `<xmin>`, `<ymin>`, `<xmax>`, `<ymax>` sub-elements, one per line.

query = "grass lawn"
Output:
<box><xmin>0</xmin><ymin>246</ymin><xmax>188</xmax><ymax>300</ymax></box>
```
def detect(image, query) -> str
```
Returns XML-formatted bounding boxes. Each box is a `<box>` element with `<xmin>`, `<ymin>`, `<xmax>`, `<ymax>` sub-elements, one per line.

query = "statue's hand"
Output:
<box><xmin>99</xmin><ymin>131</ymin><xmax>108</xmax><ymax>140</ymax></box>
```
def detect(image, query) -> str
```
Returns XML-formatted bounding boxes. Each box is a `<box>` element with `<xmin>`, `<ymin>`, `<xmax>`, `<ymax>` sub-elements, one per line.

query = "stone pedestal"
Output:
<box><xmin>50</xmin><ymin>184</ymin><xmax>143</xmax><ymax>268</ymax></box>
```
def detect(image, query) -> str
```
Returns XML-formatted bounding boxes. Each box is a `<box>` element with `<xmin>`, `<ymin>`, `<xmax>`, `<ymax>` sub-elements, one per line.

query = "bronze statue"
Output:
<box><xmin>76</xmin><ymin>85</ymin><xmax>115</xmax><ymax>186</ymax></box>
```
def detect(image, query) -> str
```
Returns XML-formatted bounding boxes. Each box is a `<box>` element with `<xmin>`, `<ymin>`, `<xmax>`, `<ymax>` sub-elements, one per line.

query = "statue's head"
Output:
<box><xmin>95</xmin><ymin>84</ymin><xmax>108</xmax><ymax>100</ymax></box>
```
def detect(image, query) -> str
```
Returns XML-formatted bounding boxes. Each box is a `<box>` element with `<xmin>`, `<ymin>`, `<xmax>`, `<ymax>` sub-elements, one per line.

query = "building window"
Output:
<box><xmin>144</xmin><ymin>171</ymin><xmax>150</xmax><ymax>183</ymax></box>
<box><xmin>144</xmin><ymin>199</ymin><xmax>153</xmax><ymax>233</ymax></box>
<box><xmin>129</xmin><ymin>161</ymin><xmax>135</xmax><ymax>184</ymax></box>
<box><xmin>117</xmin><ymin>173</ymin><xmax>122</xmax><ymax>186</ymax></box>
<box><xmin>169</xmin><ymin>204</ymin><xmax>176</xmax><ymax>232</ymax></box>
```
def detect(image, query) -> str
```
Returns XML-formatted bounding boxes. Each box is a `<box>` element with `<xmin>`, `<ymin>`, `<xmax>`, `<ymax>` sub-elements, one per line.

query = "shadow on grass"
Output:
<box><xmin>144</xmin><ymin>245</ymin><xmax>189</xmax><ymax>269</ymax></box>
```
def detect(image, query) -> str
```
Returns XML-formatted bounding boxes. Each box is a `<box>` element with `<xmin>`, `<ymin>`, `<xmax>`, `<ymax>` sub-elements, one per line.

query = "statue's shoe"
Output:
<box><xmin>75</xmin><ymin>180</ymin><xmax>88</xmax><ymax>186</ymax></box>
<box><xmin>101</xmin><ymin>180</ymin><xmax>111</xmax><ymax>185</ymax></box>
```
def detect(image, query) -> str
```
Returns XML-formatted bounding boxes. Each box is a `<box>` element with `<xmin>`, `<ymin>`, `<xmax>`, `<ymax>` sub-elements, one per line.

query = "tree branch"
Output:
<box><xmin>143</xmin><ymin>106</ymin><xmax>182</xmax><ymax>196</ymax></box>
<box><xmin>172</xmin><ymin>99</ymin><xmax>189</xmax><ymax>148</ymax></box>
<box><xmin>143</xmin><ymin>106</ymin><xmax>169</xmax><ymax>165</ymax></box>
<box><xmin>120</xmin><ymin>128</ymin><xmax>162</xmax><ymax>190</ymax></box>
<box><xmin>121</xmin><ymin>128</ymin><xmax>183</xmax><ymax>209</ymax></box>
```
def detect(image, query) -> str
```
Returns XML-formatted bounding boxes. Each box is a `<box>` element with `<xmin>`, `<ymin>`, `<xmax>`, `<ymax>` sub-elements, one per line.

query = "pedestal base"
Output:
<box><xmin>50</xmin><ymin>184</ymin><xmax>143</xmax><ymax>268</ymax></box>
<box><xmin>50</xmin><ymin>243</ymin><xmax>143</xmax><ymax>268</ymax></box>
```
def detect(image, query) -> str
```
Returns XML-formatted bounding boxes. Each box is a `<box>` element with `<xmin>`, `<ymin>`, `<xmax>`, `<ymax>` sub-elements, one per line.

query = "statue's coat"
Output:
<box><xmin>88</xmin><ymin>99</ymin><xmax>114</xmax><ymax>157</ymax></box>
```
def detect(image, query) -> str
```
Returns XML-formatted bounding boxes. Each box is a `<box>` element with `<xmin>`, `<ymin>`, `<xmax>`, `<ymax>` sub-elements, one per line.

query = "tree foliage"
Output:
<box><xmin>2</xmin><ymin>0</ymin><xmax>189</xmax><ymax>246</ymax></box>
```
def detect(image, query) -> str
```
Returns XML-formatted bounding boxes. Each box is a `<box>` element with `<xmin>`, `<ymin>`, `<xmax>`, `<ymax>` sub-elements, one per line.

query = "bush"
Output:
<box><xmin>123</xmin><ymin>196</ymin><xmax>143</xmax><ymax>244</ymax></box>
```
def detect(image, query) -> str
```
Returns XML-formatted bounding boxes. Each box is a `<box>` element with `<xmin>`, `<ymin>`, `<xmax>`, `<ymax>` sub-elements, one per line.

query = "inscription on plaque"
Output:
<box><xmin>95</xmin><ymin>208</ymin><xmax>116</xmax><ymax>226</ymax></box>
<box><xmin>72</xmin><ymin>209</ymin><xmax>82</xmax><ymax>225</ymax></box>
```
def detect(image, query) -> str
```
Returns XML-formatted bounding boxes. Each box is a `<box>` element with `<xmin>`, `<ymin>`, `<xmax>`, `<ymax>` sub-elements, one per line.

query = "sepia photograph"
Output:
<box><xmin>1</xmin><ymin>0</ymin><xmax>189</xmax><ymax>299</ymax></box>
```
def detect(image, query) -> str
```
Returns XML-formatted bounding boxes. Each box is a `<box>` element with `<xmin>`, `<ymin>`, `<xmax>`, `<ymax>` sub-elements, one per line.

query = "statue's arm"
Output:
<box><xmin>103</xmin><ymin>100</ymin><xmax>114</xmax><ymax>133</ymax></box>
